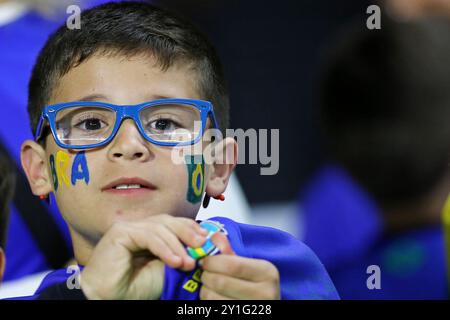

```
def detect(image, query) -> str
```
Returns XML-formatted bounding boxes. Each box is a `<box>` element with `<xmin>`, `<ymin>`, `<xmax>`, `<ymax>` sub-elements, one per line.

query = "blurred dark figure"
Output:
<box><xmin>0</xmin><ymin>152</ymin><xmax>16</xmax><ymax>282</ymax></box>
<box><xmin>301</xmin><ymin>16</ymin><xmax>450</xmax><ymax>299</ymax></box>
<box><xmin>153</xmin><ymin>0</ymin><xmax>372</xmax><ymax>205</ymax></box>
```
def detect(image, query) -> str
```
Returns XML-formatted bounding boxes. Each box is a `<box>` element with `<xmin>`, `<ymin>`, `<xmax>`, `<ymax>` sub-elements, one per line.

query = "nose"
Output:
<box><xmin>107</xmin><ymin>119</ymin><xmax>153</xmax><ymax>162</ymax></box>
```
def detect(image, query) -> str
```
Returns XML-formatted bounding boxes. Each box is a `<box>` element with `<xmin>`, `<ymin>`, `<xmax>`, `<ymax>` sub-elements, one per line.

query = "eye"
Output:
<box><xmin>75</xmin><ymin>118</ymin><xmax>108</xmax><ymax>131</ymax></box>
<box><xmin>148</xmin><ymin>118</ymin><xmax>179</xmax><ymax>132</ymax></box>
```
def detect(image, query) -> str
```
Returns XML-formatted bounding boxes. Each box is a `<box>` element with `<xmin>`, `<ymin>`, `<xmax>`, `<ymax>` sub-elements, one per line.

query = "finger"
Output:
<box><xmin>199</xmin><ymin>284</ymin><xmax>232</xmax><ymax>300</ymax></box>
<box><xmin>130</xmin><ymin>259</ymin><xmax>165</xmax><ymax>300</ymax></box>
<box><xmin>106</xmin><ymin>221</ymin><xmax>184</xmax><ymax>269</ymax></box>
<box><xmin>154</xmin><ymin>224</ymin><xmax>196</xmax><ymax>271</ymax></box>
<box><xmin>115</xmin><ymin>224</ymin><xmax>183</xmax><ymax>269</ymax></box>
<box><xmin>184</xmin><ymin>218</ymin><xmax>209</xmax><ymax>236</ymax></box>
<box><xmin>200</xmin><ymin>255</ymin><xmax>279</xmax><ymax>282</ymax></box>
<box><xmin>210</xmin><ymin>232</ymin><xmax>235</xmax><ymax>255</ymax></box>
<box><xmin>138</xmin><ymin>231</ymin><xmax>184</xmax><ymax>269</ymax></box>
<box><xmin>201</xmin><ymin>271</ymin><xmax>269</xmax><ymax>300</ymax></box>
<box><xmin>162</xmin><ymin>217</ymin><xmax>207</xmax><ymax>248</ymax></box>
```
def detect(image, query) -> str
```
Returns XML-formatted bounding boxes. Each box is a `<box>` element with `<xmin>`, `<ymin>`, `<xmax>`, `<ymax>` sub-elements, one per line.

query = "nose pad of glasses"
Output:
<box><xmin>115</xmin><ymin>117</ymin><xmax>144</xmax><ymax>137</ymax></box>
<box><xmin>112</xmin><ymin>117</ymin><xmax>153</xmax><ymax>149</ymax></box>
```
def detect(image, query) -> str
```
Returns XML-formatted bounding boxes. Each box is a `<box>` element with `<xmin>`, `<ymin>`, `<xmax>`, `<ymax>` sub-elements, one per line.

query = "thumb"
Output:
<box><xmin>129</xmin><ymin>259</ymin><xmax>165</xmax><ymax>300</ymax></box>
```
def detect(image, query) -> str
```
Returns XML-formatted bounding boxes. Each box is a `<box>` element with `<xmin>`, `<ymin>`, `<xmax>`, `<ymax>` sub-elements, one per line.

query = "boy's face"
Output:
<box><xmin>22</xmin><ymin>54</ymin><xmax>235</xmax><ymax>243</ymax></box>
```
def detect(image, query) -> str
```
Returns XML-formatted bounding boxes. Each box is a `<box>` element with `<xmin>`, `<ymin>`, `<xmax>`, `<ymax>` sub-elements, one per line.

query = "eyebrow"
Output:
<box><xmin>75</xmin><ymin>94</ymin><xmax>174</xmax><ymax>103</ymax></box>
<box><xmin>77</xmin><ymin>94</ymin><xmax>109</xmax><ymax>102</ymax></box>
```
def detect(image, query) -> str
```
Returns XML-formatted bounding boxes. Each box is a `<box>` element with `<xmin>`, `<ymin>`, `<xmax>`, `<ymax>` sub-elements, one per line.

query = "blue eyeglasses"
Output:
<box><xmin>34</xmin><ymin>98</ymin><xmax>219</xmax><ymax>149</ymax></box>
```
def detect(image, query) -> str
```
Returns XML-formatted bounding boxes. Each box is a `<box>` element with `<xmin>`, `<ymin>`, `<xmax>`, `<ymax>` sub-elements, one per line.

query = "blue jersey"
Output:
<box><xmin>26</xmin><ymin>217</ymin><xmax>339</xmax><ymax>300</ymax></box>
<box><xmin>331</xmin><ymin>226</ymin><xmax>447</xmax><ymax>300</ymax></box>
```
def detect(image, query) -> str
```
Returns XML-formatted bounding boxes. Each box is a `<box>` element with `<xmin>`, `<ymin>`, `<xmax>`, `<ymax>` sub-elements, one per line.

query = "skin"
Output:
<box><xmin>0</xmin><ymin>247</ymin><xmax>5</xmax><ymax>282</ymax></box>
<box><xmin>385</xmin><ymin>0</ymin><xmax>450</xmax><ymax>19</ymax></box>
<box><xmin>21</xmin><ymin>53</ymin><xmax>280</xmax><ymax>300</ymax></box>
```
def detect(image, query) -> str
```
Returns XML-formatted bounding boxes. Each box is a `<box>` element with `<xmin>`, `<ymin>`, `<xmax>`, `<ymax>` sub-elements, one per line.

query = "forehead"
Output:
<box><xmin>49</xmin><ymin>53</ymin><xmax>201</xmax><ymax>105</ymax></box>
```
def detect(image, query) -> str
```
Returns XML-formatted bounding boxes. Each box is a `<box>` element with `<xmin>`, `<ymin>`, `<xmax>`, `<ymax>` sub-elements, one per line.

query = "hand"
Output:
<box><xmin>199</xmin><ymin>232</ymin><xmax>280</xmax><ymax>300</ymax></box>
<box><xmin>80</xmin><ymin>214</ymin><xmax>208</xmax><ymax>300</ymax></box>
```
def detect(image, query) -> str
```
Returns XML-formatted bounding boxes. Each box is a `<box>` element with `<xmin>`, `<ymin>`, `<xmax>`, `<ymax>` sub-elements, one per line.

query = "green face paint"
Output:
<box><xmin>185</xmin><ymin>154</ymin><xmax>204</xmax><ymax>204</ymax></box>
<box><xmin>49</xmin><ymin>154</ymin><xmax>58</xmax><ymax>191</ymax></box>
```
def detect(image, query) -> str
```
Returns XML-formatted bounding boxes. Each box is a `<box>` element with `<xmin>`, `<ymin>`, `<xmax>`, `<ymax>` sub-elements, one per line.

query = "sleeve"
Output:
<box><xmin>36</xmin><ymin>283</ymin><xmax>87</xmax><ymax>300</ymax></box>
<box><xmin>235</xmin><ymin>220</ymin><xmax>340</xmax><ymax>300</ymax></box>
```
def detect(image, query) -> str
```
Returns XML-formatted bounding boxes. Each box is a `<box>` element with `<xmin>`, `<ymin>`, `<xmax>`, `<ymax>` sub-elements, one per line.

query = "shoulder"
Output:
<box><xmin>209</xmin><ymin>217</ymin><xmax>340</xmax><ymax>300</ymax></box>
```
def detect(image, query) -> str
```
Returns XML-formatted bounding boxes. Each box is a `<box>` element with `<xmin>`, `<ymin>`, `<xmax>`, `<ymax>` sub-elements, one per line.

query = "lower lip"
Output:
<box><xmin>103</xmin><ymin>188</ymin><xmax>155</xmax><ymax>196</ymax></box>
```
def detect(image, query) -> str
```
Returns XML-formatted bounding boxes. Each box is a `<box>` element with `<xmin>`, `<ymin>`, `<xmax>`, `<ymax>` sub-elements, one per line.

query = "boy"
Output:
<box><xmin>19</xmin><ymin>1</ymin><xmax>338</xmax><ymax>299</ymax></box>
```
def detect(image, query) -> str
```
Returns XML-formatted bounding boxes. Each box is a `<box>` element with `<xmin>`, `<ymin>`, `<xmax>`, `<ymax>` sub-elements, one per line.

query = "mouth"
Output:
<box><xmin>102</xmin><ymin>177</ymin><xmax>157</xmax><ymax>195</ymax></box>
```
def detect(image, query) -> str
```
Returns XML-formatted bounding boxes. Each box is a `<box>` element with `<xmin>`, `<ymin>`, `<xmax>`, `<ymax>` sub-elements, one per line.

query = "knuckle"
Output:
<box><xmin>262</xmin><ymin>261</ymin><xmax>279</xmax><ymax>280</ymax></box>
<box><xmin>109</xmin><ymin>221</ymin><xmax>129</xmax><ymax>235</ymax></box>
<box><xmin>200</xmin><ymin>271</ymin><xmax>209</xmax><ymax>284</ymax></box>
<box><xmin>154</xmin><ymin>213</ymin><xmax>171</xmax><ymax>223</ymax></box>
<box><xmin>214</xmin><ymin>275</ymin><xmax>227</xmax><ymax>292</ymax></box>
<box><xmin>160</xmin><ymin>213</ymin><xmax>170</xmax><ymax>219</ymax></box>
<box><xmin>178</xmin><ymin>218</ymin><xmax>198</xmax><ymax>231</ymax></box>
<box><xmin>200</xmin><ymin>286</ymin><xmax>210</xmax><ymax>300</ymax></box>
<box><xmin>229</xmin><ymin>259</ymin><xmax>243</xmax><ymax>275</ymax></box>
<box><xmin>146</xmin><ymin>222</ymin><xmax>164</xmax><ymax>236</ymax></box>
<box><xmin>203</xmin><ymin>272</ymin><xmax>222</xmax><ymax>290</ymax></box>
<box><xmin>259</xmin><ymin>263</ymin><xmax>280</xmax><ymax>300</ymax></box>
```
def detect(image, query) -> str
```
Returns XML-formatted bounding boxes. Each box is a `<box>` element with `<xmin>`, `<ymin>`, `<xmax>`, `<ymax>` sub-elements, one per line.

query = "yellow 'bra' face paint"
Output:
<box><xmin>49</xmin><ymin>151</ymin><xmax>90</xmax><ymax>191</ymax></box>
<box><xmin>56</xmin><ymin>150</ymin><xmax>71</xmax><ymax>188</ymax></box>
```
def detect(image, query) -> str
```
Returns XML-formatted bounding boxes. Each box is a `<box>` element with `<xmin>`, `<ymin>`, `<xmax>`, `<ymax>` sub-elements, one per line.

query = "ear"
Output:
<box><xmin>205</xmin><ymin>137</ymin><xmax>238</xmax><ymax>197</ymax></box>
<box><xmin>0</xmin><ymin>247</ymin><xmax>5</xmax><ymax>282</ymax></box>
<box><xmin>20</xmin><ymin>140</ymin><xmax>53</xmax><ymax>197</ymax></box>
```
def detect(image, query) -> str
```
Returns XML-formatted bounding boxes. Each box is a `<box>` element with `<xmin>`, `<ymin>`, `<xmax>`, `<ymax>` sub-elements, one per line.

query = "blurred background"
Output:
<box><xmin>1</xmin><ymin>0</ymin><xmax>450</xmax><ymax>299</ymax></box>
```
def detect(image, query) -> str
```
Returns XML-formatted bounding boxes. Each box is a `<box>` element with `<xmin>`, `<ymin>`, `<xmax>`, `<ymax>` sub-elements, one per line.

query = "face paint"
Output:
<box><xmin>56</xmin><ymin>150</ymin><xmax>71</xmax><ymax>187</ymax></box>
<box><xmin>185</xmin><ymin>154</ymin><xmax>204</xmax><ymax>204</ymax></box>
<box><xmin>49</xmin><ymin>154</ymin><xmax>58</xmax><ymax>191</ymax></box>
<box><xmin>71</xmin><ymin>151</ymin><xmax>90</xmax><ymax>186</ymax></box>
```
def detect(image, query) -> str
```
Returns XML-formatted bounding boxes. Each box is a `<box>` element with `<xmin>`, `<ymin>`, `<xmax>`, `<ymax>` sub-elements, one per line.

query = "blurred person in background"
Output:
<box><xmin>0</xmin><ymin>0</ymin><xmax>108</xmax><ymax>290</ymax></box>
<box><xmin>0</xmin><ymin>152</ymin><xmax>16</xmax><ymax>283</ymax></box>
<box><xmin>300</xmin><ymin>15</ymin><xmax>450</xmax><ymax>299</ymax></box>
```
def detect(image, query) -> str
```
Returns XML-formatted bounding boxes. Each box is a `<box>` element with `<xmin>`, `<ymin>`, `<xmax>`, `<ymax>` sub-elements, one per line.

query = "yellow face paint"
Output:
<box><xmin>186</xmin><ymin>155</ymin><xmax>204</xmax><ymax>204</ymax></box>
<box><xmin>56</xmin><ymin>150</ymin><xmax>71</xmax><ymax>188</ymax></box>
<box><xmin>191</xmin><ymin>163</ymin><xmax>204</xmax><ymax>197</ymax></box>
<box><xmin>50</xmin><ymin>151</ymin><xmax>90</xmax><ymax>192</ymax></box>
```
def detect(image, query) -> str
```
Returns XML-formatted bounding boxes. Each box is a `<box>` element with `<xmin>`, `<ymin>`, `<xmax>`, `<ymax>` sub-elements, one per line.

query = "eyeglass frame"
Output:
<box><xmin>34</xmin><ymin>98</ymin><xmax>220</xmax><ymax>149</ymax></box>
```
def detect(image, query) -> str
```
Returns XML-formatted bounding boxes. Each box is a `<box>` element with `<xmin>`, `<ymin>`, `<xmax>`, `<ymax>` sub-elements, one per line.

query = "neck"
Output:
<box><xmin>69</xmin><ymin>227</ymin><xmax>97</xmax><ymax>266</ymax></box>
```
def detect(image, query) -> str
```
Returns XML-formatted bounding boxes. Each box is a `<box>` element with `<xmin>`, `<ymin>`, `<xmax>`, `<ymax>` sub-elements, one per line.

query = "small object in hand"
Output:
<box><xmin>187</xmin><ymin>220</ymin><xmax>227</xmax><ymax>260</ymax></box>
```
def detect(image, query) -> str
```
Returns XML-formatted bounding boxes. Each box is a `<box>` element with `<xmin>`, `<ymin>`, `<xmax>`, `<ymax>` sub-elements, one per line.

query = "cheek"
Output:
<box><xmin>157</xmin><ymin>151</ymin><xmax>205</xmax><ymax>204</ymax></box>
<box><xmin>184</xmin><ymin>154</ymin><xmax>205</xmax><ymax>205</ymax></box>
<box><xmin>48</xmin><ymin>150</ymin><xmax>91</xmax><ymax>193</ymax></box>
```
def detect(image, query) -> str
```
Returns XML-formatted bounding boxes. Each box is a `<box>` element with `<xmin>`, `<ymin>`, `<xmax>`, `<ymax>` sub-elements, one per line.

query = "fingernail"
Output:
<box><xmin>198</xmin><ymin>259</ymin><xmax>204</xmax><ymax>267</ymax></box>
<box><xmin>187</xmin><ymin>256</ymin><xmax>196</xmax><ymax>265</ymax></box>
<box><xmin>195</xmin><ymin>235</ymin><xmax>205</xmax><ymax>244</ymax></box>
